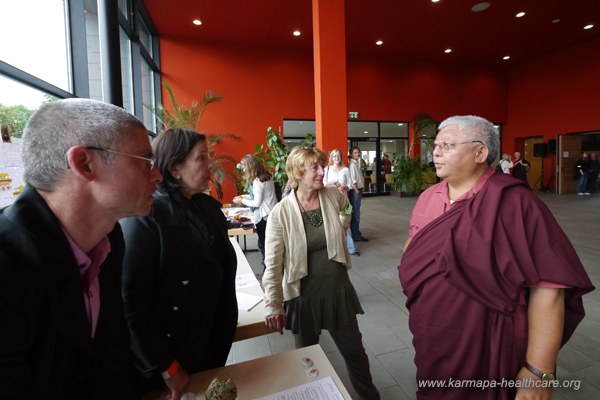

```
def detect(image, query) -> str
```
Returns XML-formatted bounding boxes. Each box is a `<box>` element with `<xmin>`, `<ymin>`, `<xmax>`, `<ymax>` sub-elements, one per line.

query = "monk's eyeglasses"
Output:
<box><xmin>433</xmin><ymin>140</ymin><xmax>484</xmax><ymax>152</ymax></box>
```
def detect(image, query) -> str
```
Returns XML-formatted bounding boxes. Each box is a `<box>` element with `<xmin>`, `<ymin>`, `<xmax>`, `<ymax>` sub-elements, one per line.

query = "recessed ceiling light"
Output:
<box><xmin>584</xmin><ymin>24</ymin><xmax>594</xmax><ymax>30</ymax></box>
<box><xmin>293</xmin><ymin>30</ymin><xmax>301</xmax><ymax>36</ymax></box>
<box><xmin>444</xmin><ymin>48</ymin><xmax>452</xmax><ymax>53</ymax></box>
<box><xmin>471</xmin><ymin>2</ymin><xmax>490</xmax><ymax>12</ymax></box>
<box><xmin>516</xmin><ymin>12</ymin><xmax>525</xmax><ymax>18</ymax></box>
<box><xmin>503</xmin><ymin>56</ymin><xmax>510</xmax><ymax>60</ymax></box>
<box><xmin>192</xmin><ymin>19</ymin><xmax>202</xmax><ymax>26</ymax></box>
<box><xmin>376</xmin><ymin>40</ymin><xmax>383</xmax><ymax>46</ymax></box>
<box><xmin>431</xmin><ymin>0</ymin><xmax>441</xmax><ymax>3</ymax></box>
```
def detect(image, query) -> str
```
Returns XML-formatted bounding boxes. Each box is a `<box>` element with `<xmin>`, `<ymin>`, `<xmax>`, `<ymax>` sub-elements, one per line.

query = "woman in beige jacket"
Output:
<box><xmin>262</xmin><ymin>146</ymin><xmax>380</xmax><ymax>400</ymax></box>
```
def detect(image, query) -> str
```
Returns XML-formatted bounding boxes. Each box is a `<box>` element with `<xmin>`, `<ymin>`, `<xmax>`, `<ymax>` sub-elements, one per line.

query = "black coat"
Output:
<box><xmin>0</xmin><ymin>186</ymin><xmax>135</xmax><ymax>400</ymax></box>
<box><xmin>120</xmin><ymin>191</ymin><xmax>238</xmax><ymax>388</ymax></box>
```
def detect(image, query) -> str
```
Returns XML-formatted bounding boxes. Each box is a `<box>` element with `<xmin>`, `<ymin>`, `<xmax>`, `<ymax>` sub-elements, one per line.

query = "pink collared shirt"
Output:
<box><xmin>408</xmin><ymin>167</ymin><xmax>495</xmax><ymax>240</ymax></box>
<box><xmin>62</xmin><ymin>229</ymin><xmax>111</xmax><ymax>338</ymax></box>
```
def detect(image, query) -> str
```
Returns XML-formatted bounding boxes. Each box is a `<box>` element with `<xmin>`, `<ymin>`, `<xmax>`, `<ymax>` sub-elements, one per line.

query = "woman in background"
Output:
<box><xmin>234</xmin><ymin>154</ymin><xmax>278</xmax><ymax>271</ymax></box>
<box><xmin>121</xmin><ymin>128</ymin><xmax>238</xmax><ymax>400</ymax></box>
<box><xmin>323</xmin><ymin>148</ymin><xmax>359</xmax><ymax>256</ymax></box>
<box><xmin>499</xmin><ymin>153</ymin><xmax>513</xmax><ymax>174</ymax></box>
<box><xmin>263</xmin><ymin>146</ymin><xmax>380</xmax><ymax>400</ymax></box>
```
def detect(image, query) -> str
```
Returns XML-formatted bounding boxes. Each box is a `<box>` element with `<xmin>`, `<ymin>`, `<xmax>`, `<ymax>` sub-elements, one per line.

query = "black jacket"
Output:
<box><xmin>120</xmin><ymin>191</ymin><xmax>238</xmax><ymax>388</ymax></box>
<box><xmin>0</xmin><ymin>186</ymin><xmax>135</xmax><ymax>400</ymax></box>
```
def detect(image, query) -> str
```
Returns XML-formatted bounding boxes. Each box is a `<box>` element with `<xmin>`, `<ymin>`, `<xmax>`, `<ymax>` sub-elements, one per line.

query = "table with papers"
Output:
<box><xmin>231</xmin><ymin>237</ymin><xmax>270</xmax><ymax>342</ymax></box>
<box><xmin>169</xmin><ymin>345</ymin><xmax>351</xmax><ymax>399</ymax></box>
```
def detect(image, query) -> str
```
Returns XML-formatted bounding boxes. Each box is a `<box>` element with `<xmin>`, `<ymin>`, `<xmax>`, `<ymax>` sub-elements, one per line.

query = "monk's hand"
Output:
<box><xmin>514</xmin><ymin>366</ymin><xmax>553</xmax><ymax>400</ymax></box>
<box><xmin>265</xmin><ymin>314</ymin><xmax>286</xmax><ymax>335</ymax></box>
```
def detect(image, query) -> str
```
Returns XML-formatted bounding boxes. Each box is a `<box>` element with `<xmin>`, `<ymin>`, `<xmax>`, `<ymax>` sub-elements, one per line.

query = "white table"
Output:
<box><xmin>144</xmin><ymin>345</ymin><xmax>352</xmax><ymax>399</ymax></box>
<box><xmin>231</xmin><ymin>237</ymin><xmax>270</xmax><ymax>341</ymax></box>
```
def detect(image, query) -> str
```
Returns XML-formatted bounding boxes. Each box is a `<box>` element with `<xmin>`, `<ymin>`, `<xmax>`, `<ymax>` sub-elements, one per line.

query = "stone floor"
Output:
<box><xmin>228</xmin><ymin>192</ymin><xmax>600</xmax><ymax>399</ymax></box>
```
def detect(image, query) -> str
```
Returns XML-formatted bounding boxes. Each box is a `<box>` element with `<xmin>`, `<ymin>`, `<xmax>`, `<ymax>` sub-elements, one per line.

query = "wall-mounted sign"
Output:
<box><xmin>348</xmin><ymin>112</ymin><xmax>359</xmax><ymax>119</ymax></box>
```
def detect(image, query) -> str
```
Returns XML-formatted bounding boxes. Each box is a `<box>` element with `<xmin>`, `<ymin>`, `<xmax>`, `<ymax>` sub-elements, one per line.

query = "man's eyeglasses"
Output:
<box><xmin>86</xmin><ymin>146</ymin><xmax>156</xmax><ymax>171</ymax></box>
<box><xmin>432</xmin><ymin>140</ymin><xmax>484</xmax><ymax>152</ymax></box>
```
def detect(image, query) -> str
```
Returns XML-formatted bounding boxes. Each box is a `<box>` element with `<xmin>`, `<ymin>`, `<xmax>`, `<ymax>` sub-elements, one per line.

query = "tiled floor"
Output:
<box><xmin>229</xmin><ymin>192</ymin><xmax>600</xmax><ymax>399</ymax></box>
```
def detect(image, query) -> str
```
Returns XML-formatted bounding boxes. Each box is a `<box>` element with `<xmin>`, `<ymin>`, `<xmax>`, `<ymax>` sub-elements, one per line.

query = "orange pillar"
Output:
<box><xmin>312</xmin><ymin>0</ymin><xmax>348</xmax><ymax>155</ymax></box>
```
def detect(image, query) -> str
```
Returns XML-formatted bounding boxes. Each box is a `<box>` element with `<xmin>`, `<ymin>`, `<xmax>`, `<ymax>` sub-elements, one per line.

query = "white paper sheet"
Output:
<box><xmin>236</xmin><ymin>291</ymin><xmax>263</xmax><ymax>312</ymax></box>
<box><xmin>235</xmin><ymin>272</ymin><xmax>261</xmax><ymax>289</ymax></box>
<box><xmin>255</xmin><ymin>376</ymin><xmax>344</xmax><ymax>400</ymax></box>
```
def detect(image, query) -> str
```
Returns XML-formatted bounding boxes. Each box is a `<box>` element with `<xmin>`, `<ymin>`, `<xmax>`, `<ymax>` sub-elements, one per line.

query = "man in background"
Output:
<box><xmin>348</xmin><ymin>146</ymin><xmax>368</xmax><ymax>241</ymax></box>
<box><xmin>0</xmin><ymin>98</ymin><xmax>162</xmax><ymax>399</ymax></box>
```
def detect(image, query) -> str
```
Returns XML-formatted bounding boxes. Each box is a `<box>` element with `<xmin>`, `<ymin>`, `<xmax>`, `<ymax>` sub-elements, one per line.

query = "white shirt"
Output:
<box><xmin>349</xmin><ymin>158</ymin><xmax>364</xmax><ymax>190</ymax></box>
<box><xmin>323</xmin><ymin>166</ymin><xmax>351</xmax><ymax>191</ymax></box>
<box><xmin>500</xmin><ymin>159</ymin><xmax>513</xmax><ymax>174</ymax></box>
<box><xmin>241</xmin><ymin>178</ymin><xmax>278</xmax><ymax>224</ymax></box>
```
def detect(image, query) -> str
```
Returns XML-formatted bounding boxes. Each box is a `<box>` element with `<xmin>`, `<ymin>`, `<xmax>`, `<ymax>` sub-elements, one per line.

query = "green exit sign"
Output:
<box><xmin>349</xmin><ymin>112</ymin><xmax>359</xmax><ymax>119</ymax></box>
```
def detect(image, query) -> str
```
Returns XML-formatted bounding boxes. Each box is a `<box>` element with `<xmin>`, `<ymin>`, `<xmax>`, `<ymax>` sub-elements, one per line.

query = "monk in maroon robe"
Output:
<box><xmin>399</xmin><ymin>115</ymin><xmax>594</xmax><ymax>400</ymax></box>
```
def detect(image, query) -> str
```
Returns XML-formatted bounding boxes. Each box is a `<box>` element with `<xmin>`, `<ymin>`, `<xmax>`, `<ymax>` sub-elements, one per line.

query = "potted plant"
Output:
<box><xmin>390</xmin><ymin>153</ymin><xmax>426</xmax><ymax>196</ymax></box>
<box><xmin>254</xmin><ymin>126</ymin><xmax>289</xmax><ymax>193</ymax></box>
<box><xmin>253</xmin><ymin>128</ymin><xmax>316</xmax><ymax>200</ymax></box>
<box><xmin>390</xmin><ymin>115</ymin><xmax>436</xmax><ymax>196</ymax></box>
<box><xmin>151</xmin><ymin>81</ymin><xmax>241</xmax><ymax>200</ymax></box>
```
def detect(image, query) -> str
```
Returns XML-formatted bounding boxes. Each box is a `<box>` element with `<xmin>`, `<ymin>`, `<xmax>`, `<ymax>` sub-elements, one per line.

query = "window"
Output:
<box><xmin>0</xmin><ymin>0</ymin><xmax>72</xmax><ymax>93</ymax></box>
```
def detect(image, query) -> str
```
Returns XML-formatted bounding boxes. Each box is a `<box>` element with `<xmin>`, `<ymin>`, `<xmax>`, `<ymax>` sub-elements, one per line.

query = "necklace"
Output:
<box><xmin>298</xmin><ymin>201</ymin><xmax>323</xmax><ymax>227</ymax></box>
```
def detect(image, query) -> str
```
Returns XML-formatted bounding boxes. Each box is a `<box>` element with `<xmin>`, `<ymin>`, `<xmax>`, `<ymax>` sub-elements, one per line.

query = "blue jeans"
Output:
<box><xmin>346</xmin><ymin>228</ymin><xmax>357</xmax><ymax>254</ymax></box>
<box><xmin>576</xmin><ymin>174</ymin><xmax>588</xmax><ymax>193</ymax></box>
<box><xmin>348</xmin><ymin>189</ymin><xmax>363</xmax><ymax>240</ymax></box>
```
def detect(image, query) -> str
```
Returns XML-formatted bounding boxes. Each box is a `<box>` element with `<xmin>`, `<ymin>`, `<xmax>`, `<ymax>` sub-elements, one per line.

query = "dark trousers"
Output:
<box><xmin>348</xmin><ymin>189</ymin><xmax>363</xmax><ymax>241</ymax></box>
<box><xmin>587</xmin><ymin>172</ymin><xmax>598</xmax><ymax>193</ymax></box>
<box><xmin>294</xmin><ymin>322</ymin><xmax>380</xmax><ymax>400</ymax></box>
<box><xmin>255</xmin><ymin>218</ymin><xmax>267</xmax><ymax>271</ymax></box>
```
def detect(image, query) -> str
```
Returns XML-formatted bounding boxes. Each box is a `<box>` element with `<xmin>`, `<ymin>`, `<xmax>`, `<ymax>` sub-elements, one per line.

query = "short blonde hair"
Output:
<box><xmin>286</xmin><ymin>146</ymin><xmax>326</xmax><ymax>189</ymax></box>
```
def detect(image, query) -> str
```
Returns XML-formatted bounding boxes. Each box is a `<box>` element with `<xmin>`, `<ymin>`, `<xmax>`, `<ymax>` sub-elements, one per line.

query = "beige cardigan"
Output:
<box><xmin>262</xmin><ymin>186</ymin><xmax>352</xmax><ymax>316</ymax></box>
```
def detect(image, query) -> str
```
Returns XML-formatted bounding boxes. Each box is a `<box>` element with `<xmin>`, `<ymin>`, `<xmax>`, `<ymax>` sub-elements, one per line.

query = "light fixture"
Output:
<box><xmin>363</xmin><ymin>131</ymin><xmax>369</xmax><ymax>134</ymax></box>
<box><xmin>516</xmin><ymin>12</ymin><xmax>525</xmax><ymax>18</ymax></box>
<box><xmin>584</xmin><ymin>24</ymin><xmax>594</xmax><ymax>30</ymax></box>
<box><xmin>552</xmin><ymin>19</ymin><xmax>560</xmax><ymax>24</ymax></box>
<box><xmin>503</xmin><ymin>56</ymin><xmax>510</xmax><ymax>60</ymax></box>
<box><xmin>376</xmin><ymin>40</ymin><xmax>383</xmax><ymax>46</ymax></box>
<box><xmin>397</xmin><ymin>123</ymin><xmax>403</xmax><ymax>126</ymax></box>
<box><xmin>293</xmin><ymin>30</ymin><xmax>301</xmax><ymax>36</ymax></box>
<box><xmin>431</xmin><ymin>0</ymin><xmax>441</xmax><ymax>3</ymax></box>
<box><xmin>192</xmin><ymin>19</ymin><xmax>202</xmax><ymax>26</ymax></box>
<box><xmin>471</xmin><ymin>2</ymin><xmax>490</xmax><ymax>12</ymax></box>
<box><xmin>444</xmin><ymin>48</ymin><xmax>452</xmax><ymax>53</ymax></box>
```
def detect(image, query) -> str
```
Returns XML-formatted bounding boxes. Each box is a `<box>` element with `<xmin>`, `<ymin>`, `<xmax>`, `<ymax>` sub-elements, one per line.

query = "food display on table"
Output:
<box><xmin>205</xmin><ymin>374</ymin><xmax>237</xmax><ymax>400</ymax></box>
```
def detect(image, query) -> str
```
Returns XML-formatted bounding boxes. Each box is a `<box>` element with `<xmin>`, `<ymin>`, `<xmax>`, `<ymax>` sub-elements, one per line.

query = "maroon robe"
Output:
<box><xmin>399</xmin><ymin>173</ymin><xmax>594</xmax><ymax>399</ymax></box>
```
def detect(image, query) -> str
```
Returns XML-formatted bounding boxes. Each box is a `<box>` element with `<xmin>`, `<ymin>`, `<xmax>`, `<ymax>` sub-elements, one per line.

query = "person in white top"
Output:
<box><xmin>499</xmin><ymin>153</ymin><xmax>513</xmax><ymax>174</ymax></box>
<box><xmin>234</xmin><ymin>154</ymin><xmax>278</xmax><ymax>270</ymax></box>
<box><xmin>348</xmin><ymin>146</ymin><xmax>368</xmax><ymax>242</ymax></box>
<box><xmin>324</xmin><ymin>149</ymin><xmax>360</xmax><ymax>256</ymax></box>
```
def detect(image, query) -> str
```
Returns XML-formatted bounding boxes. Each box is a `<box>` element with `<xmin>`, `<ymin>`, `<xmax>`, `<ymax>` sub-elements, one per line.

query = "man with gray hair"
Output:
<box><xmin>398</xmin><ymin>115</ymin><xmax>593</xmax><ymax>399</ymax></box>
<box><xmin>0</xmin><ymin>98</ymin><xmax>162</xmax><ymax>399</ymax></box>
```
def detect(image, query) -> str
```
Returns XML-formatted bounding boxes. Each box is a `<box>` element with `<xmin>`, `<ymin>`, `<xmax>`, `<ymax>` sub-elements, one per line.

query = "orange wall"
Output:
<box><xmin>505</xmin><ymin>37</ymin><xmax>600</xmax><ymax>186</ymax></box>
<box><xmin>159</xmin><ymin>38</ymin><xmax>508</xmax><ymax>200</ymax></box>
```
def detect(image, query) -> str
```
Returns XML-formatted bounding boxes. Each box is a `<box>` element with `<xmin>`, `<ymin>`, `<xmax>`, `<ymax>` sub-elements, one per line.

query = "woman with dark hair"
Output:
<box><xmin>120</xmin><ymin>128</ymin><xmax>238</xmax><ymax>400</ymax></box>
<box><xmin>233</xmin><ymin>154</ymin><xmax>278</xmax><ymax>271</ymax></box>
